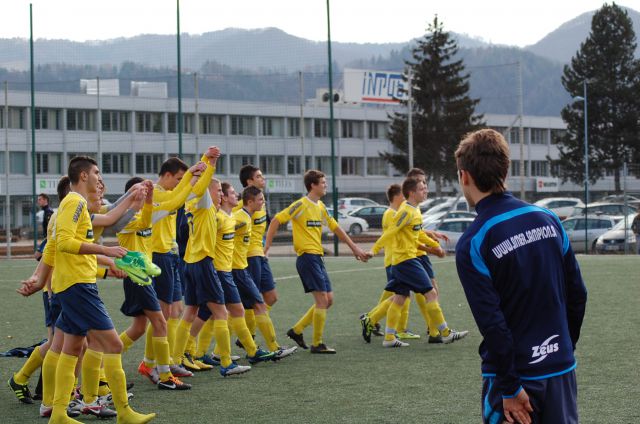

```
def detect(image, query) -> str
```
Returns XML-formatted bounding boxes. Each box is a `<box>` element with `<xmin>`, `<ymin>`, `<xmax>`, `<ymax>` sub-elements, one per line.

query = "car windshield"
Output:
<box><xmin>611</xmin><ymin>214</ymin><xmax>636</xmax><ymax>230</ymax></box>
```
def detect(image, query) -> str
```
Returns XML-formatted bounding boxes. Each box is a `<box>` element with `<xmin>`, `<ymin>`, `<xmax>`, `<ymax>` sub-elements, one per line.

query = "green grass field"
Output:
<box><xmin>0</xmin><ymin>255</ymin><xmax>638</xmax><ymax>423</ymax></box>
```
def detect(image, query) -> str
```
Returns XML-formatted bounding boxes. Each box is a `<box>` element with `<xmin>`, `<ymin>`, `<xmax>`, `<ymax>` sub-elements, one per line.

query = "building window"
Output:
<box><xmin>230</xmin><ymin>155</ymin><xmax>256</xmax><ymax>173</ymax></box>
<box><xmin>199</xmin><ymin>115</ymin><xmax>225</xmax><ymax>135</ymax></box>
<box><xmin>135</xmin><ymin>154</ymin><xmax>163</xmax><ymax>174</ymax></box>
<box><xmin>68</xmin><ymin>152</ymin><xmax>96</xmax><ymax>164</ymax></box>
<box><xmin>168</xmin><ymin>113</ymin><xmax>194</xmax><ymax>134</ymax></box>
<box><xmin>135</xmin><ymin>112</ymin><xmax>163</xmax><ymax>133</ymax></box>
<box><xmin>34</xmin><ymin>108</ymin><xmax>61</xmax><ymax>130</ymax></box>
<box><xmin>103</xmin><ymin>154</ymin><xmax>131</xmax><ymax>174</ymax></box>
<box><xmin>510</xmin><ymin>160</ymin><xmax>528</xmax><ymax>177</ymax></box>
<box><xmin>0</xmin><ymin>108</ymin><xmax>25</xmax><ymax>129</ymax></box>
<box><xmin>168</xmin><ymin>153</ymin><xmax>196</xmax><ymax>167</ymax></box>
<box><xmin>531</xmin><ymin>129</ymin><xmax>548</xmax><ymax>145</ymax></box>
<box><xmin>67</xmin><ymin>109</ymin><xmax>96</xmax><ymax>131</ymax></box>
<box><xmin>10</xmin><ymin>152</ymin><xmax>27</xmax><ymax>174</ymax></box>
<box><xmin>508</xmin><ymin>128</ymin><xmax>521</xmax><ymax>144</ymax></box>
<box><xmin>215</xmin><ymin>155</ymin><xmax>226</xmax><ymax>175</ymax></box>
<box><xmin>259</xmin><ymin>118</ymin><xmax>273</xmax><ymax>136</ymax></box>
<box><xmin>288</xmin><ymin>119</ymin><xmax>300</xmax><ymax>137</ymax></box>
<box><xmin>314</xmin><ymin>119</ymin><xmax>330</xmax><ymax>138</ymax></box>
<box><xmin>102</xmin><ymin>111</ymin><xmax>130</xmax><ymax>132</ymax></box>
<box><xmin>530</xmin><ymin>160</ymin><xmax>549</xmax><ymax>177</ymax></box>
<box><xmin>259</xmin><ymin>155</ymin><xmax>284</xmax><ymax>175</ymax></box>
<box><xmin>367</xmin><ymin>121</ymin><xmax>386</xmax><ymax>139</ymax></box>
<box><xmin>315</xmin><ymin>156</ymin><xmax>332</xmax><ymax>173</ymax></box>
<box><xmin>367</xmin><ymin>157</ymin><xmax>387</xmax><ymax>175</ymax></box>
<box><xmin>341</xmin><ymin>120</ymin><xmax>361</xmax><ymax>138</ymax></box>
<box><xmin>230</xmin><ymin>116</ymin><xmax>254</xmax><ymax>136</ymax></box>
<box><xmin>341</xmin><ymin>157</ymin><xmax>364</xmax><ymax>176</ymax></box>
<box><xmin>36</xmin><ymin>152</ymin><xmax>62</xmax><ymax>174</ymax></box>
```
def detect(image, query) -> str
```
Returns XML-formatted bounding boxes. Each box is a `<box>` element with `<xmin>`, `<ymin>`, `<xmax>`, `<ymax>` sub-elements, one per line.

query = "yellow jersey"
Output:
<box><xmin>274</xmin><ymin>197</ymin><xmax>339</xmax><ymax>256</ymax></box>
<box><xmin>380</xmin><ymin>208</ymin><xmax>395</xmax><ymax>268</ymax></box>
<box><xmin>214</xmin><ymin>209</ymin><xmax>235</xmax><ymax>273</ymax></box>
<box><xmin>183</xmin><ymin>164</ymin><xmax>217</xmax><ymax>263</ymax></box>
<box><xmin>232</xmin><ymin>208</ymin><xmax>252</xmax><ymax>269</ymax></box>
<box><xmin>235</xmin><ymin>199</ymin><xmax>268</xmax><ymax>257</ymax></box>
<box><xmin>41</xmin><ymin>212</ymin><xmax>58</xmax><ymax>292</ymax></box>
<box><xmin>52</xmin><ymin>192</ymin><xmax>97</xmax><ymax>293</ymax></box>
<box><xmin>117</xmin><ymin>203</ymin><xmax>153</xmax><ymax>257</ymax></box>
<box><xmin>149</xmin><ymin>168</ymin><xmax>195</xmax><ymax>254</ymax></box>
<box><xmin>372</xmin><ymin>201</ymin><xmax>438</xmax><ymax>266</ymax></box>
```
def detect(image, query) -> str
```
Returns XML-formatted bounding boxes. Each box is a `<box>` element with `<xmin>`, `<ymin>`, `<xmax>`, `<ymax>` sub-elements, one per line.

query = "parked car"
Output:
<box><xmin>423</xmin><ymin>197</ymin><xmax>471</xmax><ymax>218</ymax></box>
<box><xmin>418</xmin><ymin>197</ymin><xmax>451</xmax><ymax>214</ymax></box>
<box><xmin>432</xmin><ymin>217</ymin><xmax>475</xmax><ymax>252</ymax></box>
<box><xmin>337</xmin><ymin>198</ymin><xmax>380</xmax><ymax>214</ymax></box>
<box><xmin>422</xmin><ymin>210</ymin><xmax>477</xmax><ymax>230</ymax></box>
<box><xmin>594</xmin><ymin>214</ymin><xmax>637</xmax><ymax>254</ymax></box>
<box><xmin>561</xmin><ymin>215</ymin><xmax>617</xmax><ymax>253</ymax></box>
<box><xmin>598</xmin><ymin>194</ymin><xmax>640</xmax><ymax>204</ymax></box>
<box><xmin>533</xmin><ymin>197</ymin><xmax>584</xmax><ymax>219</ymax></box>
<box><xmin>286</xmin><ymin>207</ymin><xmax>369</xmax><ymax>235</ymax></box>
<box><xmin>570</xmin><ymin>202</ymin><xmax>637</xmax><ymax>223</ymax></box>
<box><xmin>347</xmin><ymin>205</ymin><xmax>389</xmax><ymax>229</ymax></box>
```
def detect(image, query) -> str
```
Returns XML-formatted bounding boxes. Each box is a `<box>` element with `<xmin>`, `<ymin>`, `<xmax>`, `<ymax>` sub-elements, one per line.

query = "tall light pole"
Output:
<box><xmin>573</xmin><ymin>80</ymin><xmax>589</xmax><ymax>253</ymax></box>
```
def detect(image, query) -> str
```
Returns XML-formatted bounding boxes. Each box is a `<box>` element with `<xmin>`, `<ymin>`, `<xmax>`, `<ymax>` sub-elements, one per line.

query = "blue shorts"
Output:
<box><xmin>383</xmin><ymin>266</ymin><xmax>395</xmax><ymax>292</ymax></box>
<box><xmin>49</xmin><ymin>294</ymin><xmax>62</xmax><ymax>333</ymax></box>
<box><xmin>417</xmin><ymin>255</ymin><xmax>436</xmax><ymax>279</ymax></box>
<box><xmin>247</xmin><ymin>256</ymin><xmax>276</xmax><ymax>293</ymax></box>
<box><xmin>152</xmin><ymin>252</ymin><xmax>183</xmax><ymax>304</ymax></box>
<box><xmin>177</xmin><ymin>256</ymin><xmax>187</xmax><ymax>295</ymax></box>
<box><xmin>43</xmin><ymin>291</ymin><xmax>52</xmax><ymax>327</ymax></box>
<box><xmin>217</xmin><ymin>271</ymin><xmax>242</xmax><ymax>305</ymax></box>
<box><xmin>296</xmin><ymin>254</ymin><xmax>332</xmax><ymax>293</ymax></box>
<box><xmin>232</xmin><ymin>268</ymin><xmax>264</xmax><ymax>309</ymax></box>
<box><xmin>482</xmin><ymin>370</ymin><xmax>578</xmax><ymax>424</ymax></box>
<box><xmin>120</xmin><ymin>277</ymin><xmax>162</xmax><ymax>317</ymax></box>
<box><xmin>55</xmin><ymin>284</ymin><xmax>114</xmax><ymax>336</ymax></box>
<box><xmin>387</xmin><ymin>258</ymin><xmax>433</xmax><ymax>296</ymax></box>
<box><xmin>184</xmin><ymin>258</ymin><xmax>225</xmax><ymax>307</ymax></box>
<box><xmin>197</xmin><ymin>305</ymin><xmax>212</xmax><ymax>322</ymax></box>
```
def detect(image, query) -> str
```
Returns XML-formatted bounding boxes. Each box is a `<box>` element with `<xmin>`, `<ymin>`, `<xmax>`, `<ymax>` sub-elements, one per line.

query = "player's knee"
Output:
<box><xmin>425</xmin><ymin>290</ymin><xmax>438</xmax><ymax>302</ymax></box>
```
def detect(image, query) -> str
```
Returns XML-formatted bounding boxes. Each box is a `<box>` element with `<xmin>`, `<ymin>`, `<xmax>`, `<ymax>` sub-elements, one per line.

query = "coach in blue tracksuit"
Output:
<box><xmin>454</xmin><ymin>129</ymin><xmax>587</xmax><ymax>424</ymax></box>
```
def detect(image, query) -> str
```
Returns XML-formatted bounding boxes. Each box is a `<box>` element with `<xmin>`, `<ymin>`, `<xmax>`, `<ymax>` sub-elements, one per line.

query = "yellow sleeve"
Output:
<box><xmin>190</xmin><ymin>163</ymin><xmax>215</xmax><ymax>200</ymax></box>
<box><xmin>122</xmin><ymin>203</ymin><xmax>153</xmax><ymax>232</ymax></box>
<box><xmin>56</xmin><ymin>197</ymin><xmax>85</xmax><ymax>254</ymax></box>
<box><xmin>321</xmin><ymin>203</ymin><xmax>340</xmax><ymax>232</ymax></box>
<box><xmin>275</xmin><ymin>199</ymin><xmax>303</xmax><ymax>225</ymax></box>
<box><xmin>42</xmin><ymin>238</ymin><xmax>56</xmax><ymax>266</ymax></box>
<box><xmin>153</xmin><ymin>170</ymin><xmax>193</xmax><ymax>202</ymax></box>
<box><xmin>372</xmin><ymin>208</ymin><xmax>409</xmax><ymax>255</ymax></box>
<box><xmin>153</xmin><ymin>170</ymin><xmax>204</xmax><ymax>212</ymax></box>
<box><xmin>418</xmin><ymin>231</ymin><xmax>440</xmax><ymax>248</ymax></box>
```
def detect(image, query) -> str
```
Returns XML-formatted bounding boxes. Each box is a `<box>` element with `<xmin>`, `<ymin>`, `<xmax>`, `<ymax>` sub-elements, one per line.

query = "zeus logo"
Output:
<box><xmin>529</xmin><ymin>335</ymin><xmax>560</xmax><ymax>364</ymax></box>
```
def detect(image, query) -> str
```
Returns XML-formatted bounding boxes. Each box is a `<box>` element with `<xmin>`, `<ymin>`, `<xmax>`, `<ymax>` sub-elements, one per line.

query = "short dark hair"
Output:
<box><xmin>455</xmin><ymin>129</ymin><xmax>509</xmax><ymax>194</ymax></box>
<box><xmin>242</xmin><ymin>186</ymin><xmax>262</xmax><ymax>204</ymax></box>
<box><xmin>159</xmin><ymin>157</ymin><xmax>188</xmax><ymax>176</ymax></box>
<box><xmin>239</xmin><ymin>164</ymin><xmax>260</xmax><ymax>188</ymax></box>
<box><xmin>38</xmin><ymin>193</ymin><xmax>50</xmax><ymax>203</ymax></box>
<box><xmin>125</xmin><ymin>177</ymin><xmax>144</xmax><ymax>193</ymax></box>
<box><xmin>401</xmin><ymin>177</ymin><xmax>420</xmax><ymax>199</ymax></box>
<box><xmin>406</xmin><ymin>168</ymin><xmax>426</xmax><ymax>178</ymax></box>
<box><xmin>303</xmin><ymin>170</ymin><xmax>325</xmax><ymax>192</ymax></box>
<box><xmin>386</xmin><ymin>184</ymin><xmax>402</xmax><ymax>203</ymax></box>
<box><xmin>57</xmin><ymin>176</ymin><xmax>71</xmax><ymax>202</ymax></box>
<box><xmin>221</xmin><ymin>182</ymin><xmax>233</xmax><ymax>197</ymax></box>
<box><xmin>68</xmin><ymin>156</ymin><xmax>98</xmax><ymax>184</ymax></box>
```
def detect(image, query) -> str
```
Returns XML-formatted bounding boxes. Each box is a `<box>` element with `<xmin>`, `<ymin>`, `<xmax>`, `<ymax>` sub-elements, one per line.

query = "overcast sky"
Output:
<box><xmin>2</xmin><ymin>0</ymin><xmax>638</xmax><ymax>46</ymax></box>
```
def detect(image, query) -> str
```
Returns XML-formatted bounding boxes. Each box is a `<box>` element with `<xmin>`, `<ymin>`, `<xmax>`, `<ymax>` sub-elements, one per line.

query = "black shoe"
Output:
<box><xmin>33</xmin><ymin>371</ymin><xmax>43</xmax><ymax>401</ymax></box>
<box><xmin>360</xmin><ymin>314</ymin><xmax>372</xmax><ymax>343</ymax></box>
<box><xmin>428</xmin><ymin>335</ymin><xmax>443</xmax><ymax>344</ymax></box>
<box><xmin>310</xmin><ymin>343</ymin><xmax>336</xmax><ymax>354</ymax></box>
<box><xmin>158</xmin><ymin>376</ymin><xmax>192</xmax><ymax>390</ymax></box>
<box><xmin>8</xmin><ymin>376</ymin><xmax>34</xmax><ymax>404</ymax></box>
<box><xmin>286</xmin><ymin>328</ymin><xmax>308</xmax><ymax>350</ymax></box>
<box><xmin>372</xmin><ymin>323</ymin><xmax>384</xmax><ymax>337</ymax></box>
<box><xmin>235</xmin><ymin>338</ymin><xmax>244</xmax><ymax>350</ymax></box>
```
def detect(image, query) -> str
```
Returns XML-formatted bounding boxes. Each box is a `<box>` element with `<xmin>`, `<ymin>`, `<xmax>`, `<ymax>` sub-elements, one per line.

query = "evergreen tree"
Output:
<box><xmin>555</xmin><ymin>3</ymin><xmax>640</xmax><ymax>191</ymax></box>
<box><xmin>383</xmin><ymin>16</ymin><xmax>484</xmax><ymax>194</ymax></box>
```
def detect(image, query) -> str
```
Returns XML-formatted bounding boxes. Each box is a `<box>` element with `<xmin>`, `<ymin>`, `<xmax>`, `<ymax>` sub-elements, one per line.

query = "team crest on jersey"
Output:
<box><xmin>306</xmin><ymin>220</ymin><xmax>322</xmax><ymax>227</ymax></box>
<box><xmin>243</xmin><ymin>235</ymin><xmax>250</xmax><ymax>243</ymax></box>
<box><xmin>254</xmin><ymin>216</ymin><xmax>267</xmax><ymax>225</ymax></box>
<box><xmin>412</xmin><ymin>224</ymin><xmax>422</xmax><ymax>231</ymax></box>
<box><xmin>136</xmin><ymin>228</ymin><xmax>152</xmax><ymax>237</ymax></box>
<box><xmin>222</xmin><ymin>232</ymin><xmax>235</xmax><ymax>240</ymax></box>
<box><xmin>86</xmin><ymin>229</ymin><xmax>94</xmax><ymax>239</ymax></box>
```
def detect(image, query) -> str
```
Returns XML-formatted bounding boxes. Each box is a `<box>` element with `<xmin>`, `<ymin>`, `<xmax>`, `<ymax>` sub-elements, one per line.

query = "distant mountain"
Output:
<box><xmin>0</xmin><ymin>27</ymin><xmax>489</xmax><ymax>72</ymax></box>
<box><xmin>526</xmin><ymin>6</ymin><xmax>640</xmax><ymax>63</ymax></box>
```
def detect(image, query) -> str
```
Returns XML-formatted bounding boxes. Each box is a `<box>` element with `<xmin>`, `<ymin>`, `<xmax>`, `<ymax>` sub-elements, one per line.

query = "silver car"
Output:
<box><xmin>594</xmin><ymin>214</ymin><xmax>637</xmax><ymax>254</ymax></box>
<box><xmin>433</xmin><ymin>218</ymin><xmax>475</xmax><ymax>253</ymax></box>
<box><xmin>561</xmin><ymin>215</ymin><xmax>617</xmax><ymax>253</ymax></box>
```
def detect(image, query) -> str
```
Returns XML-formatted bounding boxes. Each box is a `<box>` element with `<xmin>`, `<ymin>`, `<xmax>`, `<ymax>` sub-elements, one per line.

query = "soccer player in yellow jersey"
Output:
<box><xmin>41</xmin><ymin>156</ymin><xmax>155</xmax><ymax>424</ymax></box>
<box><xmin>173</xmin><ymin>148</ymin><xmax>251</xmax><ymax>377</ymax></box>
<box><xmin>232</xmin><ymin>186</ymin><xmax>297</xmax><ymax>360</ymax></box>
<box><xmin>368</xmin><ymin>177</ymin><xmax>465</xmax><ymax>348</ymax></box>
<box><xmin>265</xmin><ymin>170</ymin><xmax>369</xmax><ymax>354</ymax></box>
<box><xmin>405</xmin><ymin>168</ymin><xmax>468</xmax><ymax>344</ymax></box>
